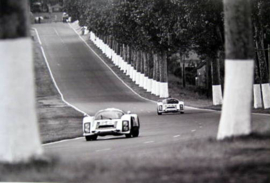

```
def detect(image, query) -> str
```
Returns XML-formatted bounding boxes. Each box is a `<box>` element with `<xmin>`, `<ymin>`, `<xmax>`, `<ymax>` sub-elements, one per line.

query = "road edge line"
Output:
<box><xmin>33</xmin><ymin>28</ymin><xmax>86</xmax><ymax>116</ymax></box>
<box><xmin>68</xmin><ymin>24</ymin><xmax>157</xmax><ymax>104</ymax></box>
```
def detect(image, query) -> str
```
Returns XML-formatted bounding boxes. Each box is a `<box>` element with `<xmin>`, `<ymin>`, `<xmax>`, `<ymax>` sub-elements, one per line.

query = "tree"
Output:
<box><xmin>183</xmin><ymin>0</ymin><xmax>224</xmax><ymax>104</ymax></box>
<box><xmin>252</xmin><ymin>0</ymin><xmax>270</xmax><ymax>109</ymax></box>
<box><xmin>217</xmin><ymin>0</ymin><xmax>254</xmax><ymax>139</ymax></box>
<box><xmin>0</xmin><ymin>0</ymin><xmax>43</xmax><ymax>162</ymax></box>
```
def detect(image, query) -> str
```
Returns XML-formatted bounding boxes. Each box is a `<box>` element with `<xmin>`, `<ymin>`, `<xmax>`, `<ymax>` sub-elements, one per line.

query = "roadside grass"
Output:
<box><xmin>0</xmin><ymin>135</ymin><xmax>269</xmax><ymax>182</ymax></box>
<box><xmin>32</xmin><ymin>29</ymin><xmax>83</xmax><ymax>144</ymax></box>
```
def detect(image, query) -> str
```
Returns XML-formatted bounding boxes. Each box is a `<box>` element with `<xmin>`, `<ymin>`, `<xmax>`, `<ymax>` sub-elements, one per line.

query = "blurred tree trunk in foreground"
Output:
<box><xmin>217</xmin><ymin>0</ymin><xmax>254</xmax><ymax>140</ymax></box>
<box><xmin>0</xmin><ymin>0</ymin><xmax>43</xmax><ymax>162</ymax></box>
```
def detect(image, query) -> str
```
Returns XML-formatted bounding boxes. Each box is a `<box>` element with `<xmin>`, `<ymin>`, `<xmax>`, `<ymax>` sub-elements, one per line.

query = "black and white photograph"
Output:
<box><xmin>0</xmin><ymin>0</ymin><xmax>269</xmax><ymax>182</ymax></box>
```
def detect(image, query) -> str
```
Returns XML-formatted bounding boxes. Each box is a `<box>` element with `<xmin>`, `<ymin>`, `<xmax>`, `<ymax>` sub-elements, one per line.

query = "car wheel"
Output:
<box><xmin>91</xmin><ymin>135</ymin><xmax>98</xmax><ymax>140</ymax></box>
<box><xmin>180</xmin><ymin>111</ymin><xmax>184</xmax><ymax>114</ymax></box>
<box><xmin>126</xmin><ymin>117</ymin><xmax>135</xmax><ymax>138</ymax></box>
<box><xmin>85</xmin><ymin>135</ymin><xmax>97</xmax><ymax>141</ymax></box>
<box><xmin>85</xmin><ymin>136</ymin><xmax>91</xmax><ymax>141</ymax></box>
<box><xmin>157</xmin><ymin>112</ymin><xmax>162</xmax><ymax>115</ymax></box>
<box><xmin>133</xmin><ymin>117</ymin><xmax>140</xmax><ymax>137</ymax></box>
<box><xmin>132</xmin><ymin>128</ymin><xmax>139</xmax><ymax>137</ymax></box>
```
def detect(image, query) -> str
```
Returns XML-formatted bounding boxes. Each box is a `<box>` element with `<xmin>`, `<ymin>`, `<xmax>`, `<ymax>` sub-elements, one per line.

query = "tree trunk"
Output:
<box><xmin>253</xmin><ymin>52</ymin><xmax>263</xmax><ymax>108</ymax></box>
<box><xmin>217</xmin><ymin>0</ymin><xmax>254</xmax><ymax>140</ymax></box>
<box><xmin>139</xmin><ymin>50</ymin><xmax>144</xmax><ymax>87</ymax></box>
<box><xmin>127</xmin><ymin>45</ymin><xmax>131</xmax><ymax>65</ymax></box>
<box><xmin>0</xmin><ymin>0</ymin><xmax>43</xmax><ymax>162</ymax></box>
<box><xmin>156</xmin><ymin>53</ymin><xmax>161</xmax><ymax>96</ymax></box>
<box><xmin>122</xmin><ymin>44</ymin><xmax>128</xmax><ymax>74</ymax></box>
<box><xmin>143</xmin><ymin>52</ymin><xmax>149</xmax><ymax>78</ymax></box>
<box><xmin>159</xmin><ymin>52</ymin><xmax>167</xmax><ymax>83</ymax></box>
<box><xmin>206</xmin><ymin>59</ymin><xmax>212</xmax><ymax>98</ymax></box>
<box><xmin>268</xmin><ymin>45</ymin><xmax>270</xmax><ymax>82</ymax></box>
<box><xmin>211</xmin><ymin>54</ymin><xmax>223</xmax><ymax>105</ymax></box>
<box><xmin>126</xmin><ymin>45</ymin><xmax>131</xmax><ymax>77</ymax></box>
<box><xmin>122</xmin><ymin>44</ymin><xmax>126</xmax><ymax>62</ymax></box>
<box><xmin>255</xmin><ymin>29</ymin><xmax>268</xmax><ymax>82</ymax></box>
<box><xmin>136</xmin><ymin>50</ymin><xmax>142</xmax><ymax>86</ymax></box>
<box><xmin>120</xmin><ymin>43</ymin><xmax>123</xmax><ymax>58</ymax></box>
<box><xmin>142</xmin><ymin>51</ymin><xmax>148</xmax><ymax>90</ymax></box>
<box><xmin>181</xmin><ymin>53</ymin><xmax>186</xmax><ymax>88</ymax></box>
<box><xmin>151</xmin><ymin>53</ymin><xmax>158</xmax><ymax>95</ymax></box>
<box><xmin>119</xmin><ymin>43</ymin><xmax>124</xmax><ymax>72</ymax></box>
<box><xmin>254</xmin><ymin>23</ymin><xmax>270</xmax><ymax>109</ymax></box>
<box><xmin>159</xmin><ymin>52</ymin><xmax>169</xmax><ymax>98</ymax></box>
<box><xmin>109</xmin><ymin>36</ymin><xmax>112</xmax><ymax>49</ymax></box>
<box><xmin>148</xmin><ymin>52</ymin><xmax>154</xmax><ymax>92</ymax></box>
<box><xmin>132</xmin><ymin>49</ymin><xmax>138</xmax><ymax>82</ymax></box>
<box><xmin>148</xmin><ymin>52</ymin><xmax>154</xmax><ymax>80</ymax></box>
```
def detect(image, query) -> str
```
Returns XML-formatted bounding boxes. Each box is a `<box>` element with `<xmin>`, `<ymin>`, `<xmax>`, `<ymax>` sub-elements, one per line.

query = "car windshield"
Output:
<box><xmin>95</xmin><ymin>110</ymin><xmax>124</xmax><ymax>120</ymax></box>
<box><xmin>163</xmin><ymin>98</ymin><xmax>179</xmax><ymax>104</ymax></box>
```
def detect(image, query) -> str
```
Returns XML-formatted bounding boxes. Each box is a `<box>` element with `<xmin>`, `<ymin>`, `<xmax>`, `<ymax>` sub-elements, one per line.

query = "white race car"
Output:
<box><xmin>83</xmin><ymin>108</ymin><xmax>140</xmax><ymax>141</ymax></box>
<box><xmin>157</xmin><ymin>98</ymin><xmax>184</xmax><ymax>115</ymax></box>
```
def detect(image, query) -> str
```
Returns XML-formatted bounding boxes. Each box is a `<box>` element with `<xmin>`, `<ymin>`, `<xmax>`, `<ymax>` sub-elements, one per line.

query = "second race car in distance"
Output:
<box><xmin>157</xmin><ymin>98</ymin><xmax>184</xmax><ymax>115</ymax></box>
<box><xmin>83</xmin><ymin>108</ymin><xmax>140</xmax><ymax>141</ymax></box>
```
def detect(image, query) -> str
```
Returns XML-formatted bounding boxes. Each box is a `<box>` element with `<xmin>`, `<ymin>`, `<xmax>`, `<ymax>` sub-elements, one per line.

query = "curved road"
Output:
<box><xmin>34</xmin><ymin>23</ymin><xmax>269</xmax><ymax>162</ymax></box>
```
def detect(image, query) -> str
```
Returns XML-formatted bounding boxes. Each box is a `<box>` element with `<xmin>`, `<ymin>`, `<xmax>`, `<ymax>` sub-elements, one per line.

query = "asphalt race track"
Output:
<box><xmin>34</xmin><ymin>23</ymin><xmax>269</xmax><ymax>162</ymax></box>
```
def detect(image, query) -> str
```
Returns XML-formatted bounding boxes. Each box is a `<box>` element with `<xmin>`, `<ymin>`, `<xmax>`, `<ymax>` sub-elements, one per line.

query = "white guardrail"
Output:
<box><xmin>89</xmin><ymin>31</ymin><xmax>169</xmax><ymax>98</ymax></box>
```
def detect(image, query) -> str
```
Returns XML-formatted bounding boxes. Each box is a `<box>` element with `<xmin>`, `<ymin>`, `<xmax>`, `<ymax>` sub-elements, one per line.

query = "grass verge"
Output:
<box><xmin>32</xmin><ymin>29</ymin><xmax>83</xmax><ymax>144</ymax></box>
<box><xmin>0</xmin><ymin>135</ymin><xmax>269</xmax><ymax>183</ymax></box>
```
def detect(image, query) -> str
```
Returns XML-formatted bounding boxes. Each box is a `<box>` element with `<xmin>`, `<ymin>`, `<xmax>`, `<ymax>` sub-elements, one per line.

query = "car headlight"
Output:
<box><xmin>180</xmin><ymin>104</ymin><xmax>184</xmax><ymax>110</ymax></box>
<box><xmin>123</xmin><ymin>121</ymin><xmax>128</xmax><ymax>126</ymax></box>
<box><xmin>84</xmin><ymin>123</ymin><xmax>91</xmax><ymax>133</ymax></box>
<box><xmin>122</xmin><ymin>120</ymin><xmax>129</xmax><ymax>132</ymax></box>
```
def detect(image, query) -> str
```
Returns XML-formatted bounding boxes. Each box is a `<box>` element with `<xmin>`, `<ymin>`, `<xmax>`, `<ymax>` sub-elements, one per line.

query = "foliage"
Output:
<box><xmin>64</xmin><ymin>0</ymin><xmax>270</xmax><ymax>86</ymax></box>
<box><xmin>251</xmin><ymin>0</ymin><xmax>270</xmax><ymax>83</ymax></box>
<box><xmin>182</xmin><ymin>0</ymin><xmax>224</xmax><ymax>59</ymax></box>
<box><xmin>64</xmin><ymin>0</ymin><xmax>192</xmax><ymax>54</ymax></box>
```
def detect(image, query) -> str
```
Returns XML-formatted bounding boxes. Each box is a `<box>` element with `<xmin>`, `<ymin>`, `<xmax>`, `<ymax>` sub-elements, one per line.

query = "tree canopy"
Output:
<box><xmin>64</xmin><ymin>0</ymin><xmax>270</xmax><ymax>78</ymax></box>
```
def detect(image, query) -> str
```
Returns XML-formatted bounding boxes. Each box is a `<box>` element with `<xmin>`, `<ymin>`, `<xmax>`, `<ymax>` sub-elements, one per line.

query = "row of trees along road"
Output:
<box><xmin>65</xmin><ymin>0</ymin><xmax>270</xmax><ymax>108</ymax></box>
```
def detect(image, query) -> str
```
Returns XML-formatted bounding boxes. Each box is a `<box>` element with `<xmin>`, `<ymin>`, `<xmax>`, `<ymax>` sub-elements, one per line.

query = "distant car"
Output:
<box><xmin>83</xmin><ymin>108</ymin><xmax>140</xmax><ymax>141</ymax></box>
<box><xmin>34</xmin><ymin>16</ymin><xmax>43</xmax><ymax>23</ymax></box>
<box><xmin>63</xmin><ymin>16</ymin><xmax>69</xmax><ymax>22</ymax></box>
<box><xmin>62</xmin><ymin>12</ymin><xmax>69</xmax><ymax>23</ymax></box>
<box><xmin>157</xmin><ymin>98</ymin><xmax>184</xmax><ymax>115</ymax></box>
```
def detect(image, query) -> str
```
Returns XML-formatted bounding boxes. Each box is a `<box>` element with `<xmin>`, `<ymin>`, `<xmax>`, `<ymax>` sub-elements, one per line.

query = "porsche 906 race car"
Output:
<box><xmin>157</xmin><ymin>98</ymin><xmax>184</xmax><ymax>115</ymax></box>
<box><xmin>83</xmin><ymin>108</ymin><xmax>140</xmax><ymax>141</ymax></box>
